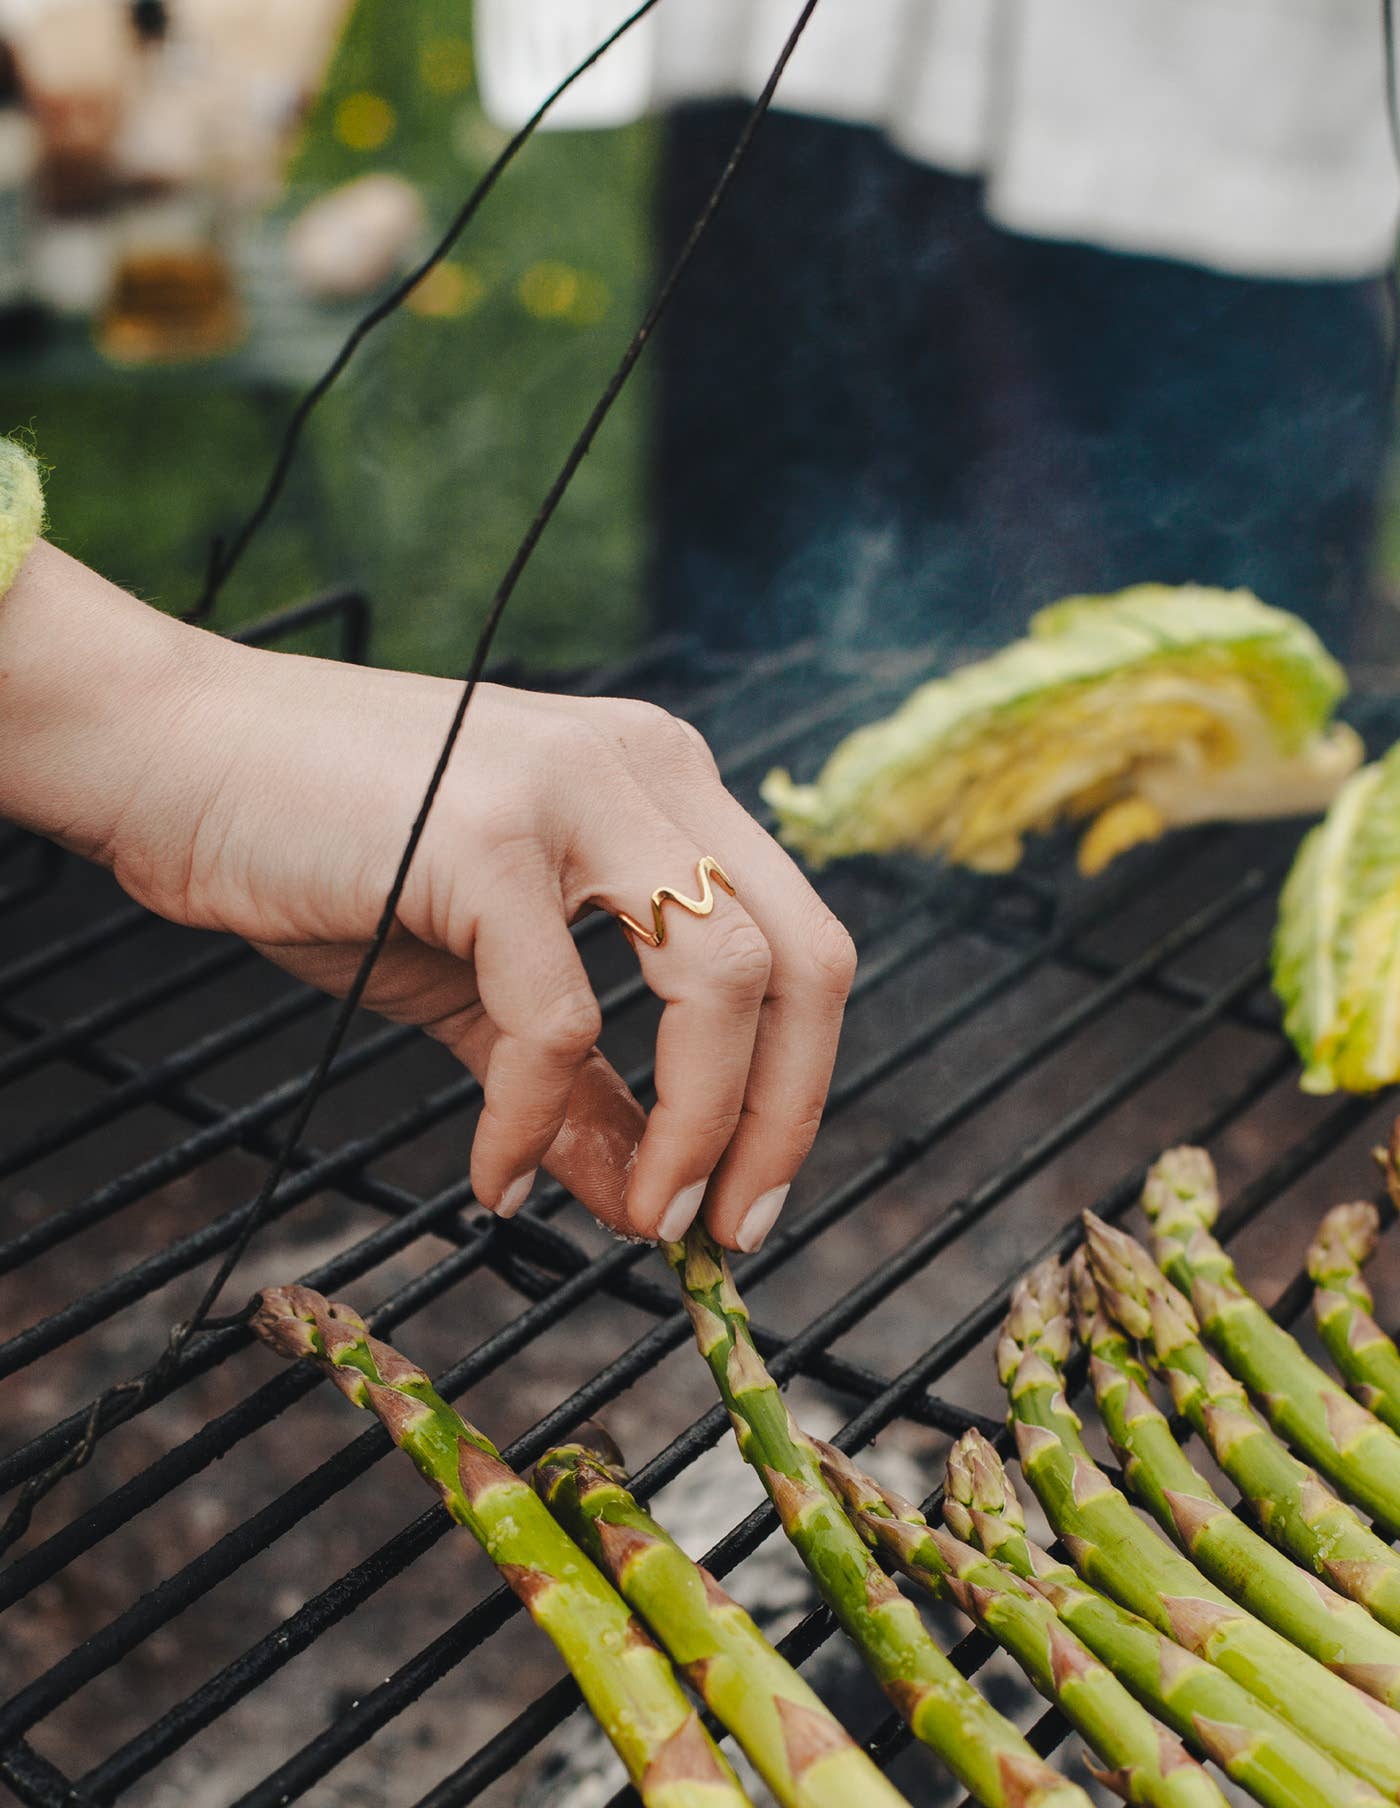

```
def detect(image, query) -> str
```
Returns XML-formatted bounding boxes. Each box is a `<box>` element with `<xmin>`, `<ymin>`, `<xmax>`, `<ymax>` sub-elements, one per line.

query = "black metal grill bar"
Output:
<box><xmin>0</xmin><ymin>1201</ymin><xmax>974</xmax><ymax>1621</ymax></box>
<box><xmin>977</xmin><ymin>909</ymin><xmax>1283</xmax><ymax>1038</ymax></box>
<box><xmin>99</xmin><ymin>867</ymin><xmax>1280</xmax><ymax>1803</ymax></box>
<box><xmin>0</xmin><ymin>1157</ymin><xmax>488</xmax><ymax>1497</ymax></box>
<box><xmin>502</xmin><ymin>1233</ymin><xmax>998</xmax><ymax>1436</ymax></box>
<box><xmin>0</xmin><ymin>986</ymin><xmax>328</xmax><ymax>1191</ymax></box>
<box><xmin>0</xmin><ymin>841</ymin><xmax>62</xmax><ymax>918</ymax></box>
<box><xmin>0</xmin><ymin>904</ymin><xmax>150</xmax><ymax>1006</ymax></box>
<box><xmin>441</xmin><ymin>954</ymin><xmax>1285</xmax><ymax>1804</ymax></box>
<box><xmin>40</xmin><ymin>839</ymin><xmax>1266</xmax><ymax>1795</ymax></box>
<box><xmin>0</xmin><ymin>843</ymin><xmax>971</xmax><ymax>1385</ymax></box>
<box><xmin>0</xmin><ymin>990</ymin><xmax>328</xmax><ymax>1200</ymax></box>
<box><xmin>423</xmin><ymin>1030</ymin><xmax>1321</xmax><ymax>1808</ymax></box>
<box><xmin>3</xmin><ymin>588</ymin><xmax>1373</xmax><ymax>1808</ymax></box>
<box><xmin>0</xmin><ymin>1219</ymin><xmax>534</xmax><ymax>1749</ymax></box>
<box><xmin>862</xmin><ymin>1085</ymin><xmax>1386</xmax><ymax>1796</ymax></box>
<box><xmin>7</xmin><ymin>880</ymin><xmax>1016</xmax><ymax>1733</ymax></box>
<box><xmin>0</xmin><ymin>944</ymin><xmax>254</xmax><ymax>1089</ymax></box>
<box><xmin>611</xmin><ymin>1061</ymin><xmax>1364</xmax><ymax>1808</ymax></box>
<box><xmin>0</xmin><ymin>1173</ymin><xmax>536</xmax><ymax>1611</ymax></box>
<box><xmin>0</xmin><ymin>874</ymin><xmax>957</xmax><ymax>1546</ymax></box>
<box><xmin>0</xmin><ymin>1738</ymin><xmax>93</xmax><ymax>1808</ymax></box>
<box><xmin>0</xmin><ymin>1061</ymin><xmax>476</xmax><ymax>1379</ymax></box>
<box><xmin>8</xmin><ymin>875</ymin><xmax>1273</xmax><ymax>1793</ymax></box>
<box><xmin>2</xmin><ymin>877</ymin><xmax>1024</xmax><ymax>1737</ymax></box>
<box><xmin>0</xmin><ymin>1019</ymin><xmax>416</xmax><ymax>1326</ymax></box>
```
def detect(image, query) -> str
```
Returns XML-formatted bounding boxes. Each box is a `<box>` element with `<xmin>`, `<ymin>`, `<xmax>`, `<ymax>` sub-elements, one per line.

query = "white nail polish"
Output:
<box><xmin>656</xmin><ymin>1179</ymin><xmax>707</xmax><ymax>1244</ymax></box>
<box><xmin>496</xmin><ymin>1170</ymin><xmax>536</xmax><ymax>1219</ymax></box>
<box><xmin>736</xmin><ymin>1184</ymin><xmax>789</xmax><ymax>1253</ymax></box>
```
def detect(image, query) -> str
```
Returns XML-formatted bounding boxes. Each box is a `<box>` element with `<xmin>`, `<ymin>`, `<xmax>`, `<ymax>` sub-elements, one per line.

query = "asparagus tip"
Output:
<box><xmin>1142</xmin><ymin>1147</ymin><xmax>1219</xmax><ymax>1230</ymax></box>
<box><xmin>1308</xmin><ymin>1201</ymin><xmax>1381</xmax><ymax>1281</ymax></box>
<box><xmin>251</xmin><ymin>1283</ymin><xmax>369</xmax><ymax>1362</ymax></box>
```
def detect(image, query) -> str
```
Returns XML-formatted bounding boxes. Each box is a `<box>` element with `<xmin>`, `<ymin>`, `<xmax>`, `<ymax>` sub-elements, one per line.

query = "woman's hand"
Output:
<box><xmin>0</xmin><ymin>543</ymin><xmax>856</xmax><ymax>1249</ymax></box>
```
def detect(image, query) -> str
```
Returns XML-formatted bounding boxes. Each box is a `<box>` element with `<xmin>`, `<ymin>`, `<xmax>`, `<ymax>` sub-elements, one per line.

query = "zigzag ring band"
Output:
<box><xmin>612</xmin><ymin>856</ymin><xmax>737</xmax><ymax>950</ymax></box>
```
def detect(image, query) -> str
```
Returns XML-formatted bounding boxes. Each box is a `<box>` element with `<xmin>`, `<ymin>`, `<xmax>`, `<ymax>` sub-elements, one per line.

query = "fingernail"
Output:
<box><xmin>656</xmin><ymin>1179</ymin><xmax>707</xmax><ymax>1244</ymax></box>
<box><xmin>496</xmin><ymin>1170</ymin><xmax>536</xmax><ymax>1219</ymax></box>
<box><xmin>736</xmin><ymin>1184</ymin><xmax>789</xmax><ymax>1253</ymax></box>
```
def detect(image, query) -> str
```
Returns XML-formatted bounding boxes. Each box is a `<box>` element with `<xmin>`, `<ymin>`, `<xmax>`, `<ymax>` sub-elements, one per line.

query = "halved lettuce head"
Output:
<box><xmin>762</xmin><ymin>584</ymin><xmax>1360</xmax><ymax>877</ymax></box>
<box><xmin>1274</xmin><ymin>741</ymin><xmax>1400</xmax><ymax>1093</ymax></box>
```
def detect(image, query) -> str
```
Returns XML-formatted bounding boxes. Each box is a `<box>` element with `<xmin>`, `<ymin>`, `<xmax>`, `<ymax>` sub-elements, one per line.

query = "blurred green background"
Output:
<box><xmin>1</xmin><ymin>0</ymin><xmax>656</xmax><ymax>674</ymax></box>
<box><xmin>6</xmin><ymin>1</ymin><xmax>1400</xmax><ymax>676</ymax></box>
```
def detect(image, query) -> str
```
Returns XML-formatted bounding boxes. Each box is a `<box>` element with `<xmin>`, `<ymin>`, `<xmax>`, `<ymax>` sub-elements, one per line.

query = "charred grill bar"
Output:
<box><xmin>2</xmin><ymin>598</ymin><xmax>1398</xmax><ymax>1805</ymax></box>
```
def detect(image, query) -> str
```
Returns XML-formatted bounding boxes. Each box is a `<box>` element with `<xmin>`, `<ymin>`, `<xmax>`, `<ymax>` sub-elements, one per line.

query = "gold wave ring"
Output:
<box><xmin>613</xmin><ymin>856</ymin><xmax>737</xmax><ymax>950</ymax></box>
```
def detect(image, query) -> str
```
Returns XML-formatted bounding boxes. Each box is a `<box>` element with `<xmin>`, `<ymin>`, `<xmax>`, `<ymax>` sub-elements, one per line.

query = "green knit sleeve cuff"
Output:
<box><xmin>0</xmin><ymin>439</ymin><xmax>43</xmax><ymax>602</ymax></box>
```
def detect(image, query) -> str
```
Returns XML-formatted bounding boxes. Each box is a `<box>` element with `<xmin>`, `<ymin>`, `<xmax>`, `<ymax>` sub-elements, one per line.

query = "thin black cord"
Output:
<box><xmin>185</xmin><ymin>0</ymin><xmax>669</xmax><ymax>623</ymax></box>
<box><xmin>0</xmin><ymin>0</ymin><xmax>824</xmax><ymax>1561</ymax></box>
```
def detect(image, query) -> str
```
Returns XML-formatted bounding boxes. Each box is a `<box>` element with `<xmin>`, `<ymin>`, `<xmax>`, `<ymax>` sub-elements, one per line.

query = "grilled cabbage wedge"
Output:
<box><xmin>1273</xmin><ymin>740</ymin><xmax>1400</xmax><ymax>1093</ymax></box>
<box><xmin>762</xmin><ymin>585</ymin><xmax>1359</xmax><ymax>877</ymax></box>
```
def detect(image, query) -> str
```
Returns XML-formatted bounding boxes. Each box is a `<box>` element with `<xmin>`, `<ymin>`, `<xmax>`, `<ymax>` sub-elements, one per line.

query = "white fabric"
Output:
<box><xmin>473</xmin><ymin>0</ymin><xmax>1400</xmax><ymax>281</ymax></box>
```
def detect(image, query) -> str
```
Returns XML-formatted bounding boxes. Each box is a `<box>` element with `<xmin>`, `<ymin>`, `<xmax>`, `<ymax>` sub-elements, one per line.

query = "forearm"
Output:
<box><xmin>0</xmin><ymin>540</ymin><xmax>215</xmax><ymax>864</ymax></box>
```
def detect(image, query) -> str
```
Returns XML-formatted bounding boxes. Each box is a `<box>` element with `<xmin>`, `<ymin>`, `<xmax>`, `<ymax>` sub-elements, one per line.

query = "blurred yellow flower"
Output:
<box><xmin>407</xmin><ymin>261</ymin><xmax>487</xmax><ymax>320</ymax></box>
<box><xmin>335</xmin><ymin>92</ymin><xmax>396</xmax><ymax>152</ymax></box>
<box><xmin>518</xmin><ymin>261</ymin><xmax>611</xmax><ymax>325</ymax></box>
<box><xmin>421</xmin><ymin>37</ymin><xmax>474</xmax><ymax>96</ymax></box>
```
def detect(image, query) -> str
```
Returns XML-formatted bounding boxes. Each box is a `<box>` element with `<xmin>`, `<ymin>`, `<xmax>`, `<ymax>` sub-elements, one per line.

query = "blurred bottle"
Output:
<box><xmin>0</xmin><ymin>37</ymin><xmax>43</xmax><ymax>346</ymax></box>
<box><xmin>98</xmin><ymin>0</ymin><xmax>242</xmax><ymax>363</ymax></box>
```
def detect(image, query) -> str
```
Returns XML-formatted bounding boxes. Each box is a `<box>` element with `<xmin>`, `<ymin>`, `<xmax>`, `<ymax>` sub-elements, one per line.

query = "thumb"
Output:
<box><xmin>537</xmin><ymin>1052</ymin><xmax>647</xmax><ymax>1236</ymax></box>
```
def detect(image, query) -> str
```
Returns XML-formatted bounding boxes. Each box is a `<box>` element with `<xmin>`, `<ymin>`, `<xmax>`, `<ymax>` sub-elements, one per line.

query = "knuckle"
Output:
<box><xmin>619</xmin><ymin>698</ymin><xmax>718</xmax><ymax>774</ymax></box>
<box><xmin>668</xmin><ymin>712</ymin><xmax>719</xmax><ymax>773</ymax></box>
<box><xmin>737</xmin><ymin>1097</ymin><xmax>823</xmax><ymax>1160</ymax></box>
<box><xmin>676</xmin><ymin>1106</ymin><xmax>745</xmax><ymax>1149</ymax></box>
<box><xmin>805</xmin><ymin>911</ymin><xmax>858</xmax><ymax>996</ymax></box>
<box><xmin>530</xmin><ymin>987</ymin><xmax>603</xmax><ymax>1057</ymax></box>
<box><xmin>706</xmin><ymin>917</ymin><xmax>772</xmax><ymax>998</ymax></box>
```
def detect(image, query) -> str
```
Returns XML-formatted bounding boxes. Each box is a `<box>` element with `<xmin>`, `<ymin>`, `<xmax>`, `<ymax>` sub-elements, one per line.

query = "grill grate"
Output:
<box><xmin>3</xmin><ymin>604</ymin><xmax>1400</xmax><ymax>1805</ymax></box>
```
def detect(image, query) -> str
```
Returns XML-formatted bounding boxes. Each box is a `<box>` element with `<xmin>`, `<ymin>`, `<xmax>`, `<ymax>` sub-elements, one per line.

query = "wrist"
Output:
<box><xmin>0</xmin><ymin>540</ymin><xmax>228</xmax><ymax>867</ymax></box>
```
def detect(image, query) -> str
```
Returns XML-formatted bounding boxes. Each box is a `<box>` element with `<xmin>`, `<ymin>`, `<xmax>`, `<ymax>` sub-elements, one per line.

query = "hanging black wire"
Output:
<box><xmin>0</xmin><ymin>0</ymin><xmax>825</xmax><ymax>1562</ymax></box>
<box><xmin>185</xmin><ymin>0</ymin><xmax>668</xmax><ymax>623</ymax></box>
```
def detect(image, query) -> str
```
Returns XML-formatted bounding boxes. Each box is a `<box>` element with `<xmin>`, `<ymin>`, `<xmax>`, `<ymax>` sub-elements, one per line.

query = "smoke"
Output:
<box><xmin>654</xmin><ymin>105</ymin><xmax>1392</xmax><ymax>662</ymax></box>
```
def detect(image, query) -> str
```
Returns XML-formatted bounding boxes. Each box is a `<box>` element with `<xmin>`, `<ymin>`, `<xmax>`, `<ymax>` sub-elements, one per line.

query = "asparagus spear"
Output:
<box><xmin>666</xmin><ymin>1229</ymin><xmax>1091</xmax><ymax>1808</ymax></box>
<box><xmin>1083</xmin><ymin>1210</ymin><xmax>1400</xmax><ymax>1636</ymax></box>
<box><xmin>1143</xmin><ymin>1146</ymin><xmax>1400</xmax><ymax>1536</ymax></box>
<box><xmin>946</xmin><ymin>1430</ymin><xmax>1391</xmax><ymax>1808</ymax></box>
<box><xmin>998</xmin><ymin>1257</ymin><xmax>1400</xmax><ymax>1798</ymax></box>
<box><xmin>533</xmin><ymin>1431</ymin><xmax>911</xmax><ymax>1808</ymax></box>
<box><xmin>1069</xmin><ymin>1242</ymin><xmax>1400</xmax><ymax>1707</ymax></box>
<box><xmin>815</xmin><ymin>1437</ymin><xmax>1228</xmax><ymax>1808</ymax></box>
<box><xmin>250</xmin><ymin>1286</ymin><xmax>750</xmax><ymax>1808</ymax></box>
<box><xmin>1308</xmin><ymin>1199</ymin><xmax>1400</xmax><ymax>1436</ymax></box>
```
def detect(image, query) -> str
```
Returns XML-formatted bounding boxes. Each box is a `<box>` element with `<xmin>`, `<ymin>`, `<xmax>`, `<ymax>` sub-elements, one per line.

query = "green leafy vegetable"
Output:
<box><xmin>1274</xmin><ymin>741</ymin><xmax>1400</xmax><ymax>1092</ymax></box>
<box><xmin>762</xmin><ymin>585</ymin><xmax>1358</xmax><ymax>876</ymax></box>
